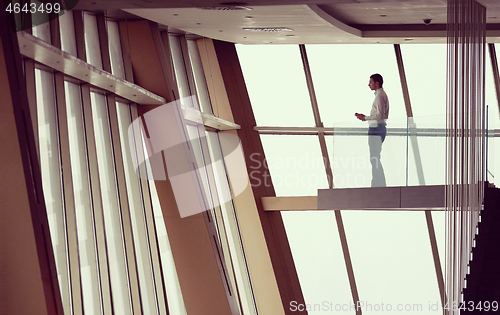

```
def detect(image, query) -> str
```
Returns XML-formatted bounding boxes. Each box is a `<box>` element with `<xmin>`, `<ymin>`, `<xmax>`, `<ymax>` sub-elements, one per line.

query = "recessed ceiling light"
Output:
<box><xmin>243</xmin><ymin>27</ymin><xmax>293</xmax><ymax>32</ymax></box>
<box><xmin>199</xmin><ymin>2</ymin><xmax>252</xmax><ymax>11</ymax></box>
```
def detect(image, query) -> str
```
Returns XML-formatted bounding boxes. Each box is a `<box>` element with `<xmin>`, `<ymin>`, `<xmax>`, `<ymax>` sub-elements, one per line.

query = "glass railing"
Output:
<box><xmin>330</xmin><ymin>114</ymin><xmax>497</xmax><ymax>189</ymax></box>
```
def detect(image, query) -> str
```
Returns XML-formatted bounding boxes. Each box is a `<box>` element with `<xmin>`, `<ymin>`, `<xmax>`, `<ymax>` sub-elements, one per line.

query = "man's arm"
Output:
<box><xmin>355</xmin><ymin>113</ymin><xmax>366</xmax><ymax>121</ymax></box>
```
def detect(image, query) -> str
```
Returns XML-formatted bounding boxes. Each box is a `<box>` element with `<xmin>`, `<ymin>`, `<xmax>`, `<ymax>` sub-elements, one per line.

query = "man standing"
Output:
<box><xmin>355</xmin><ymin>73</ymin><xmax>389</xmax><ymax>187</ymax></box>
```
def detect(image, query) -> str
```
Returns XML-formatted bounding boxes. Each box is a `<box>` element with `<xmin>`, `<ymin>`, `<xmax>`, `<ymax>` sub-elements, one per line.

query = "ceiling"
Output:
<box><xmin>76</xmin><ymin>0</ymin><xmax>500</xmax><ymax>44</ymax></box>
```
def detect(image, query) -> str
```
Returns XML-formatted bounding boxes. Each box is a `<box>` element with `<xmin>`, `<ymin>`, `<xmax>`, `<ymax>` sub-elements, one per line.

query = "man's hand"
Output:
<box><xmin>355</xmin><ymin>113</ymin><xmax>366</xmax><ymax>121</ymax></box>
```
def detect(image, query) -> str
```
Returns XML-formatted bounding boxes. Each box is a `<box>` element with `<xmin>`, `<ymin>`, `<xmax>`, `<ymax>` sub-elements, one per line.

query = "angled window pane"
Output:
<box><xmin>84</xmin><ymin>13</ymin><xmax>103</xmax><ymax>69</ymax></box>
<box><xmin>116</xmin><ymin>101</ymin><xmax>158</xmax><ymax>315</ymax></box>
<box><xmin>283</xmin><ymin>211</ymin><xmax>354</xmax><ymax>314</ymax></box>
<box><xmin>170</xmin><ymin>36</ymin><xmax>192</xmax><ymax>101</ymax></box>
<box><xmin>236</xmin><ymin>45</ymin><xmax>315</xmax><ymax>127</ymax></box>
<box><xmin>306</xmin><ymin>44</ymin><xmax>406</xmax><ymax>128</ymax></box>
<box><xmin>206</xmin><ymin>131</ymin><xmax>257</xmax><ymax>315</ymax></box>
<box><xmin>65</xmin><ymin>81</ymin><xmax>102</xmax><ymax>315</ymax></box>
<box><xmin>36</xmin><ymin>69</ymin><xmax>71</xmax><ymax>314</ymax></box>
<box><xmin>343</xmin><ymin>211</ymin><xmax>442</xmax><ymax>313</ymax></box>
<box><xmin>32</xmin><ymin>20</ymin><xmax>51</xmax><ymax>44</ymax></box>
<box><xmin>91</xmin><ymin>92</ymin><xmax>132</xmax><ymax>315</ymax></box>
<box><xmin>187</xmin><ymin>39</ymin><xmax>213</xmax><ymax>114</ymax></box>
<box><xmin>60</xmin><ymin>11</ymin><xmax>77</xmax><ymax>56</ymax></box>
<box><xmin>132</xmin><ymin>112</ymin><xmax>188</xmax><ymax>315</ymax></box>
<box><xmin>108</xmin><ymin>21</ymin><xmax>126</xmax><ymax>80</ymax></box>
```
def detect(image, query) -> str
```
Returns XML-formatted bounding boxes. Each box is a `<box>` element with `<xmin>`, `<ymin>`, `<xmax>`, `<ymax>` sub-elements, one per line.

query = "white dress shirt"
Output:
<box><xmin>365</xmin><ymin>87</ymin><xmax>389</xmax><ymax>126</ymax></box>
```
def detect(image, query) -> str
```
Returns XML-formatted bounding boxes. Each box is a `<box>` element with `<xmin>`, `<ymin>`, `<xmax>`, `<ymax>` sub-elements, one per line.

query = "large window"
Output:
<box><xmin>31</xmin><ymin>11</ymin><xmax>258</xmax><ymax>315</ymax></box>
<box><xmin>170</xmin><ymin>34</ymin><xmax>258</xmax><ymax>314</ymax></box>
<box><xmin>236</xmin><ymin>43</ymin><xmax>451</xmax><ymax>314</ymax></box>
<box><xmin>31</xmin><ymin>12</ymin><xmax>189</xmax><ymax>315</ymax></box>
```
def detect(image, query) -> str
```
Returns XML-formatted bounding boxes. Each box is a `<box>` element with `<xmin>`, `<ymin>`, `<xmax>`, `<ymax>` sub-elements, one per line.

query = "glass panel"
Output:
<box><xmin>259</xmin><ymin>135</ymin><xmax>329</xmax><ymax>196</ymax></box>
<box><xmin>116</xmin><ymin>101</ymin><xmax>159</xmax><ymax>315</ymax></box>
<box><xmin>407</xmin><ymin>132</ymin><xmax>446</xmax><ymax>186</ymax></box>
<box><xmin>35</xmin><ymin>69</ymin><xmax>71</xmax><ymax>314</ymax></box>
<box><xmin>401</xmin><ymin>44</ymin><xmax>447</xmax><ymax>118</ymax></box>
<box><xmin>343</xmin><ymin>211</ymin><xmax>442</xmax><ymax>313</ymax></box>
<box><xmin>149</xmin><ymin>180</ymin><xmax>187</xmax><ymax>315</ymax></box>
<box><xmin>186</xmin><ymin>124</ymin><xmax>215</xmax><ymax>213</ymax></box>
<box><xmin>283</xmin><ymin>211</ymin><xmax>353</xmax><ymax>314</ymax></box>
<box><xmin>206</xmin><ymin>131</ymin><xmax>257</xmax><ymax>314</ymax></box>
<box><xmin>32</xmin><ymin>20</ymin><xmax>51</xmax><ymax>44</ymax></box>
<box><xmin>185</xmin><ymin>125</ymin><xmax>243</xmax><ymax>312</ymax></box>
<box><xmin>84</xmin><ymin>13</ymin><xmax>103</xmax><ymax>69</ymax></box>
<box><xmin>188</xmin><ymin>39</ymin><xmax>213</xmax><ymax>114</ymax></box>
<box><xmin>64</xmin><ymin>81</ymin><xmax>102</xmax><ymax>315</ymax></box>
<box><xmin>236</xmin><ymin>44</ymin><xmax>315</xmax><ymax>127</ymax></box>
<box><xmin>91</xmin><ymin>92</ymin><xmax>132</xmax><ymax>315</ymax></box>
<box><xmin>130</xmin><ymin>108</ymin><xmax>187</xmax><ymax>315</ymax></box>
<box><xmin>170</xmin><ymin>36</ymin><xmax>192</xmax><ymax>101</ymax></box>
<box><xmin>107</xmin><ymin>21</ymin><xmax>126</xmax><ymax>79</ymax></box>
<box><xmin>60</xmin><ymin>11</ymin><xmax>77</xmax><ymax>56</ymax></box>
<box><xmin>306</xmin><ymin>44</ymin><xmax>406</xmax><ymax>128</ymax></box>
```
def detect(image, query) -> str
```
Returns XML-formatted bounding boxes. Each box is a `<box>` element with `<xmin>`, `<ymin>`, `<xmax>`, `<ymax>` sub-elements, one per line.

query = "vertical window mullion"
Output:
<box><xmin>73</xmin><ymin>11</ymin><xmax>87</xmax><ymax>62</ymax></box>
<box><xmin>96</xmin><ymin>14</ymin><xmax>112</xmax><ymax>73</ymax></box>
<box><xmin>80</xmin><ymin>84</ymin><xmax>113</xmax><ymax>315</ymax></box>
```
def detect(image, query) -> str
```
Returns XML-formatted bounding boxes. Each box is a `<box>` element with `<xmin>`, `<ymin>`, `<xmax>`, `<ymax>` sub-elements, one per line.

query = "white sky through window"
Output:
<box><xmin>236</xmin><ymin>43</ymin><xmax>500</xmax><ymax>314</ymax></box>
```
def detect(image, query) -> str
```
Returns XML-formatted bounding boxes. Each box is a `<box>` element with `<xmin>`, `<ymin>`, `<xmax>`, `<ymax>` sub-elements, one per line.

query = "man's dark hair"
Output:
<box><xmin>370</xmin><ymin>73</ymin><xmax>383</xmax><ymax>87</ymax></box>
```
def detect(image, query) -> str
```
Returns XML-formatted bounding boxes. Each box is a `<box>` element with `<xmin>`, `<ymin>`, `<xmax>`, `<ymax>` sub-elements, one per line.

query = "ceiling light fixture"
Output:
<box><xmin>199</xmin><ymin>2</ymin><xmax>252</xmax><ymax>11</ymax></box>
<box><xmin>243</xmin><ymin>27</ymin><xmax>293</xmax><ymax>32</ymax></box>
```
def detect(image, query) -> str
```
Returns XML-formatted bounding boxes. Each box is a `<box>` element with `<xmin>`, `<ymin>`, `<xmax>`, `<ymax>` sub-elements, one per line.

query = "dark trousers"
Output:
<box><xmin>368</xmin><ymin>124</ymin><xmax>387</xmax><ymax>187</ymax></box>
